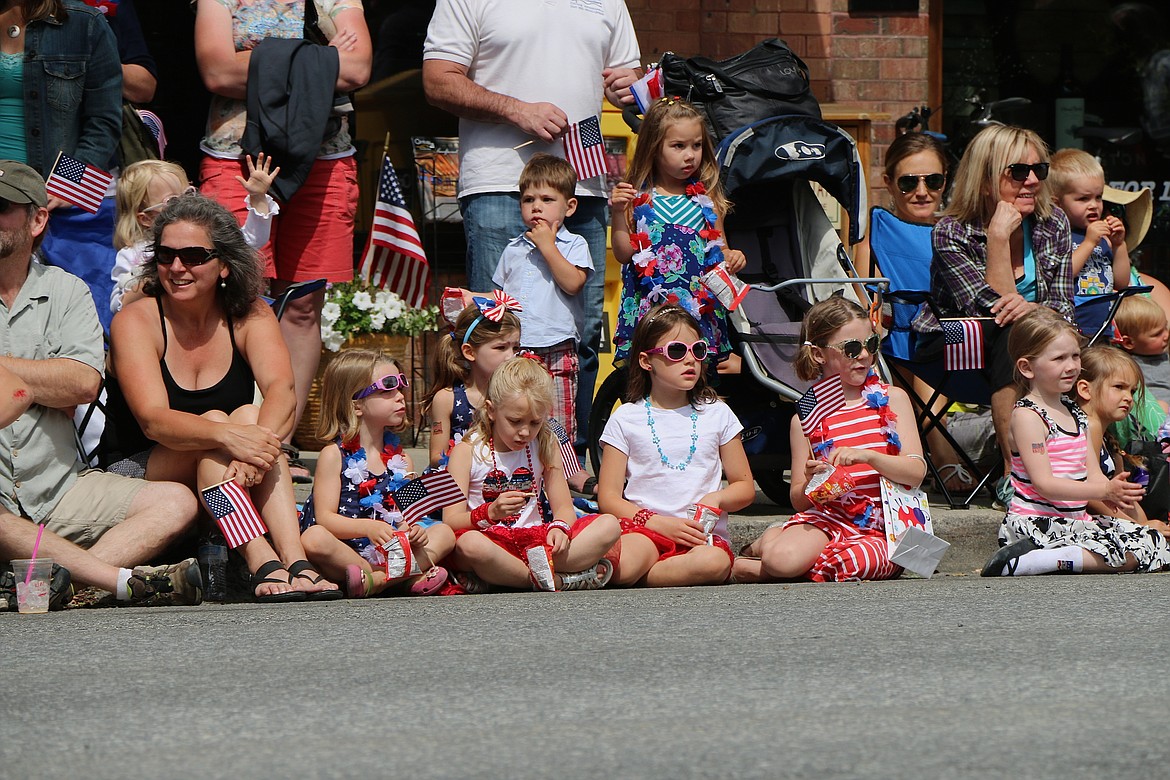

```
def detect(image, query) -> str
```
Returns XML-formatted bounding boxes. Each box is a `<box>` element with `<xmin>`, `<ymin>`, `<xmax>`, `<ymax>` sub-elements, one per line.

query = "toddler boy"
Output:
<box><xmin>492</xmin><ymin>154</ymin><xmax>593</xmax><ymax>448</ymax></box>
<box><xmin>1050</xmin><ymin>149</ymin><xmax>1130</xmax><ymax>296</ymax></box>
<box><xmin>1115</xmin><ymin>295</ymin><xmax>1170</xmax><ymax>407</ymax></box>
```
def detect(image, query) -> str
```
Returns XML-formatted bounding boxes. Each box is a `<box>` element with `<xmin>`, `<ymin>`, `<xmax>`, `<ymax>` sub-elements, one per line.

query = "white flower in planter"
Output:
<box><xmin>351</xmin><ymin>291</ymin><xmax>374</xmax><ymax>311</ymax></box>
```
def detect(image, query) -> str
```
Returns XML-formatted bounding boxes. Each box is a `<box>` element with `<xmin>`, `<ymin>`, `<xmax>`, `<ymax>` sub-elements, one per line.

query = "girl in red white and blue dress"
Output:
<box><xmin>443</xmin><ymin>356</ymin><xmax>621</xmax><ymax>591</ymax></box>
<box><xmin>299</xmin><ymin>349</ymin><xmax>456</xmax><ymax>598</ymax></box>
<box><xmin>609</xmin><ymin>98</ymin><xmax>747</xmax><ymax>370</ymax></box>
<box><xmin>735</xmin><ymin>298</ymin><xmax>927</xmax><ymax>583</ymax></box>
<box><xmin>597</xmin><ymin>305</ymin><xmax>756</xmax><ymax>587</ymax></box>
<box><xmin>978</xmin><ymin>308</ymin><xmax>1170</xmax><ymax>577</ymax></box>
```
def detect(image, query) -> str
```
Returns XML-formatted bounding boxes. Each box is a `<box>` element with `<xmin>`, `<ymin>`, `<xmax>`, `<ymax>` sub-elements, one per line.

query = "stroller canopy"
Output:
<box><xmin>717</xmin><ymin>115</ymin><xmax>868</xmax><ymax>245</ymax></box>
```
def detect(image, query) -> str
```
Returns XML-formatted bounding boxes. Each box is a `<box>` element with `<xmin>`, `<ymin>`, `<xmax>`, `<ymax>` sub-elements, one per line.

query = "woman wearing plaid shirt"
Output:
<box><xmin>913</xmin><ymin>125</ymin><xmax>1075</xmax><ymax>504</ymax></box>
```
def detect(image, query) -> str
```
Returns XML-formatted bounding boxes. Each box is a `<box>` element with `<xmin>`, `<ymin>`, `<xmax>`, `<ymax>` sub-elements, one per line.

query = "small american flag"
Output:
<box><xmin>359</xmin><ymin>154</ymin><xmax>429</xmax><ymax>307</ymax></box>
<box><xmin>201</xmin><ymin>479</ymin><xmax>268</xmax><ymax>549</ymax></box>
<box><xmin>562</xmin><ymin>115</ymin><xmax>607</xmax><ymax>181</ymax></box>
<box><xmin>547</xmin><ymin>417</ymin><xmax>582</xmax><ymax>480</ymax></box>
<box><xmin>45</xmin><ymin>152</ymin><xmax>113</xmax><ymax>214</ymax></box>
<box><xmin>392</xmin><ymin>471</ymin><xmax>465</xmax><ymax>526</ymax></box>
<box><xmin>796</xmin><ymin>374</ymin><xmax>846</xmax><ymax>438</ymax></box>
<box><xmin>943</xmin><ymin>319</ymin><xmax>985</xmax><ymax>371</ymax></box>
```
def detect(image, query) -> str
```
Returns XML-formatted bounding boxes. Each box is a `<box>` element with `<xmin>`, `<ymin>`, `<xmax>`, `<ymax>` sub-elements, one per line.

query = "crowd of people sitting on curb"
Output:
<box><xmin>3</xmin><ymin>0</ymin><xmax>1170</xmax><ymax>611</ymax></box>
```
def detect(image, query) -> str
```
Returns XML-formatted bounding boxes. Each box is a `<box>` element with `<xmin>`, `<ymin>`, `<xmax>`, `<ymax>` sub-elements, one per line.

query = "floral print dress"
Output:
<box><xmin>613</xmin><ymin>182</ymin><xmax>732</xmax><ymax>366</ymax></box>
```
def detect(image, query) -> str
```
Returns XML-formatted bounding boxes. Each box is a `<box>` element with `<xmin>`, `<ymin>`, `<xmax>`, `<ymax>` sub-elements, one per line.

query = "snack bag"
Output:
<box><xmin>370</xmin><ymin>531</ymin><xmax>422</xmax><ymax>578</ymax></box>
<box><xmin>525</xmin><ymin>544</ymin><xmax>556</xmax><ymax>591</ymax></box>
<box><xmin>700</xmin><ymin>262</ymin><xmax>750</xmax><ymax>311</ymax></box>
<box><xmin>686</xmin><ymin>502</ymin><xmax>726</xmax><ymax>545</ymax></box>
<box><xmin>804</xmin><ymin>464</ymin><xmax>855</xmax><ymax>506</ymax></box>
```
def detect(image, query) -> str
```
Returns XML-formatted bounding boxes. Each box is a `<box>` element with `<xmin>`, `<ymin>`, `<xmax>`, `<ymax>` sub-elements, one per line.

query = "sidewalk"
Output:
<box><xmin>294</xmin><ymin>445</ymin><xmax>1004</xmax><ymax>576</ymax></box>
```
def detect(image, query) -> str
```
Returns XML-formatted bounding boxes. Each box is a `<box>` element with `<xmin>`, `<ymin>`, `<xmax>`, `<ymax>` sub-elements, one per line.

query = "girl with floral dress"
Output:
<box><xmin>609</xmin><ymin>98</ymin><xmax>747</xmax><ymax>369</ymax></box>
<box><xmin>300</xmin><ymin>349</ymin><xmax>455</xmax><ymax>597</ymax></box>
<box><xmin>979</xmin><ymin>309</ymin><xmax>1170</xmax><ymax>577</ymax></box>
<box><xmin>734</xmin><ymin>298</ymin><xmax>927</xmax><ymax>583</ymax></box>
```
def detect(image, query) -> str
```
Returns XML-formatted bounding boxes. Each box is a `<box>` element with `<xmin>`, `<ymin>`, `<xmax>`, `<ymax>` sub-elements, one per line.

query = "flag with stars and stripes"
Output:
<box><xmin>392</xmin><ymin>471</ymin><xmax>465</xmax><ymax>526</ymax></box>
<box><xmin>796</xmin><ymin>374</ymin><xmax>846</xmax><ymax>438</ymax></box>
<box><xmin>562</xmin><ymin>115</ymin><xmax>607</xmax><ymax>181</ymax></box>
<box><xmin>547</xmin><ymin>417</ymin><xmax>581</xmax><ymax>480</ymax></box>
<box><xmin>942</xmin><ymin>318</ymin><xmax>985</xmax><ymax>371</ymax></box>
<box><xmin>359</xmin><ymin>154</ymin><xmax>429</xmax><ymax>307</ymax></box>
<box><xmin>630</xmin><ymin>67</ymin><xmax>664</xmax><ymax>114</ymax></box>
<box><xmin>45</xmin><ymin>152</ymin><xmax>113</xmax><ymax>214</ymax></box>
<box><xmin>200</xmin><ymin>479</ymin><xmax>268</xmax><ymax>549</ymax></box>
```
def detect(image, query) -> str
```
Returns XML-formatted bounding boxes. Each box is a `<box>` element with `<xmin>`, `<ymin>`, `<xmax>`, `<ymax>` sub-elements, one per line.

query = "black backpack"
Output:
<box><xmin>658</xmin><ymin>38</ymin><xmax>821</xmax><ymax>142</ymax></box>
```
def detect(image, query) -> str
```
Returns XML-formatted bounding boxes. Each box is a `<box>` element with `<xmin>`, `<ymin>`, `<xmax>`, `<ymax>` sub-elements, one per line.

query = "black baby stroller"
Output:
<box><xmin>588</xmin><ymin>112</ymin><xmax>883</xmax><ymax>504</ymax></box>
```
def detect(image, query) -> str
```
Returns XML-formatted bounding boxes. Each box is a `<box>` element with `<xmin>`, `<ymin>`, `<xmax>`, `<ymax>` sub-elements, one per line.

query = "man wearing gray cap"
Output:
<box><xmin>0</xmin><ymin>160</ymin><xmax>203</xmax><ymax>606</ymax></box>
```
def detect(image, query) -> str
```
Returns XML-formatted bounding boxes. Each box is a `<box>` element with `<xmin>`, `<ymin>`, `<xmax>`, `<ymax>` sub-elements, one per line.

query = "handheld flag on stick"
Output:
<box><xmin>359</xmin><ymin>146</ymin><xmax>430</xmax><ymax>307</ymax></box>
<box><xmin>796</xmin><ymin>374</ymin><xmax>846</xmax><ymax>438</ymax></box>
<box><xmin>45</xmin><ymin>152</ymin><xmax>113</xmax><ymax>214</ymax></box>
<box><xmin>201</xmin><ymin>479</ymin><xmax>268</xmax><ymax>549</ymax></box>
<box><xmin>630</xmin><ymin>68</ymin><xmax>665</xmax><ymax>115</ymax></box>
<box><xmin>391</xmin><ymin>471</ymin><xmax>465</xmax><ymax>526</ymax></box>
<box><xmin>562</xmin><ymin>115</ymin><xmax>607</xmax><ymax>181</ymax></box>
<box><xmin>942</xmin><ymin>319</ymin><xmax>985</xmax><ymax>371</ymax></box>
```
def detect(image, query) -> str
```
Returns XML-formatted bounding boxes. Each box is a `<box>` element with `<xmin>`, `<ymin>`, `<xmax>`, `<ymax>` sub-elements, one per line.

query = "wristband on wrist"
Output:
<box><xmin>548</xmin><ymin>520</ymin><xmax>572</xmax><ymax>534</ymax></box>
<box><xmin>631</xmin><ymin>508</ymin><xmax>654</xmax><ymax>528</ymax></box>
<box><xmin>470</xmin><ymin>503</ymin><xmax>491</xmax><ymax>529</ymax></box>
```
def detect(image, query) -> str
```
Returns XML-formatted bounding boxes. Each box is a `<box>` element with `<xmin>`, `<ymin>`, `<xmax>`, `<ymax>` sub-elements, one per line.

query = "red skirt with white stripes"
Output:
<box><xmin>782</xmin><ymin>515</ymin><xmax>902</xmax><ymax>582</ymax></box>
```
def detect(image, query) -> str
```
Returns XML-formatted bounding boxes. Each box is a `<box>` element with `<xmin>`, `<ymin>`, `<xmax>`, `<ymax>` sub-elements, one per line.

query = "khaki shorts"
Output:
<box><xmin>44</xmin><ymin>470</ymin><xmax>147</xmax><ymax>548</ymax></box>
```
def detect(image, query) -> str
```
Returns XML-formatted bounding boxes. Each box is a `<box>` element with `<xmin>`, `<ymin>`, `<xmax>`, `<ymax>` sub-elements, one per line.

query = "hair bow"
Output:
<box><xmin>473</xmin><ymin>291</ymin><xmax>523</xmax><ymax>322</ymax></box>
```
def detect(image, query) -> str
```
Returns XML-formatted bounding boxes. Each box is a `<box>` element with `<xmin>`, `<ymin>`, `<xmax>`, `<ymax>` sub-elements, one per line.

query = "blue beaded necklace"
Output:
<box><xmin>645</xmin><ymin>398</ymin><xmax>699</xmax><ymax>471</ymax></box>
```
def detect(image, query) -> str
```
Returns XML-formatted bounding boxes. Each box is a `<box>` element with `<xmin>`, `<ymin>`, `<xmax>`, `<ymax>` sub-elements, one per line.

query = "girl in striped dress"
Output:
<box><xmin>981</xmin><ymin>309</ymin><xmax>1170</xmax><ymax>576</ymax></box>
<box><xmin>734</xmin><ymin>298</ymin><xmax>927</xmax><ymax>583</ymax></box>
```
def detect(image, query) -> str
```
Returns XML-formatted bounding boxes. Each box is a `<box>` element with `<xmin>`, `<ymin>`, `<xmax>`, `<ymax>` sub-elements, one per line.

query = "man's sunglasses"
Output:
<box><xmin>826</xmin><ymin>334</ymin><xmax>881</xmax><ymax>359</ymax></box>
<box><xmin>644</xmin><ymin>340</ymin><xmax>710</xmax><ymax>362</ymax></box>
<box><xmin>896</xmin><ymin>173</ymin><xmax>946</xmax><ymax>193</ymax></box>
<box><xmin>1004</xmin><ymin>162</ymin><xmax>1049</xmax><ymax>182</ymax></box>
<box><xmin>153</xmin><ymin>246</ymin><xmax>218</xmax><ymax>266</ymax></box>
<box><xmin>353</xmin><ymin>373</ymin><xmax>409</xmax><ymax>400</ymax></box>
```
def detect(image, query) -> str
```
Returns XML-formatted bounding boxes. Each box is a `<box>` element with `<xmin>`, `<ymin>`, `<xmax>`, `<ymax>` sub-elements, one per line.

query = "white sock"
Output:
<box><xmin>115</xmin><ymin>568</ymin><xmax>134</xmax><ymax>600</ymax></box>
<box><xmin>1006</xmin><ymin>546</ymin><xmax>1085</xmax><ymax>576</ymax></box>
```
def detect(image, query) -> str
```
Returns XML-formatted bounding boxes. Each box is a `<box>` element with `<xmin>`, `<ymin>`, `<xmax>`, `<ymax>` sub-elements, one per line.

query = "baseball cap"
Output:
<box><xmin>0</xmin><ymin>160</ymin><xmax>48</xmax><ymax>208</ymax></box>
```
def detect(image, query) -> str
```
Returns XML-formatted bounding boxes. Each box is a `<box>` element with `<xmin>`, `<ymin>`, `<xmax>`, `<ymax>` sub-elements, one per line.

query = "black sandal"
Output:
<box><xmin>570</xmin><ymin>476</ymin><xmax>598</xmax><ymax>498</ymax></box>
<box><xmin>287</xmin><ymin>560</ymin><xmax>343</xmax><ymax>601</ymax></box>
<box><xmin>980</xmin><ymin>539</ymin><xmax>1040</xmax><ymax>577</ymax></box>
<box><xmin>281</xmin><ymin>444</ymin><xmax>314</xmax><ymax>484</ymax></box>
<box><xmin>252</xmin><ymin>560</ymin><xmax>307</xmax><ymax>603</ymax></box>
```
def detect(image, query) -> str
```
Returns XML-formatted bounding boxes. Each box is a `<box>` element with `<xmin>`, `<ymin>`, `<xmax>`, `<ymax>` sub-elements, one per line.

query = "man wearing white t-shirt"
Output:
<box><xmin>423</xmin><ymin>0</ymin><xmax>640</xmax><ymax>463</ymax></box>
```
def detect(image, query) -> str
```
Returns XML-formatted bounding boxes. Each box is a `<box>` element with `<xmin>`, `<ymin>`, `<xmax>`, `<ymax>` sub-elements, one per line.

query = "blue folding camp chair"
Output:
<box><xmin>866</xmin><ymin>207</ymin><xmax>997</xmax><ymax>508</ymax></box>
<box><xmin>1073</xmin><ymin>286</ymin><xmax>1152</xmax><ymax>346</ymax></box>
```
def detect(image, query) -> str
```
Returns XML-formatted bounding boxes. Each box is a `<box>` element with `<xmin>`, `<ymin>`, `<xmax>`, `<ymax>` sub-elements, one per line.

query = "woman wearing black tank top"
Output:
<box><xmin>108</xmin><ymin>195</ymin><xmax>341</xmax><ymax>602</ymax></box>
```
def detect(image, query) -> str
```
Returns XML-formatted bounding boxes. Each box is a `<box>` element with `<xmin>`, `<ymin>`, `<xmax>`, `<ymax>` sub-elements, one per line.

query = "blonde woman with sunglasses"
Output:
<box><xmin>912</xmin><ymin>124</ymin><xmax>1076</xmax><ymax>508</ymax></box>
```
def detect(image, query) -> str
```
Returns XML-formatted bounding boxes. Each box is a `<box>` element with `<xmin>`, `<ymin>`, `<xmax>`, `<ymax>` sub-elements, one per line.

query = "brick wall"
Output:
<box><xmin>628</xmin><ymin>0</ymin><xmax>933</xmax><ymax>210</ymax></box>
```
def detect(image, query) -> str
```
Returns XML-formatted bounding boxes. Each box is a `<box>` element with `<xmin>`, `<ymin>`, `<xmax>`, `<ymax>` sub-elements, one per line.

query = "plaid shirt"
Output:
<box><xmin>913</xmin><ymin>208</ymin><xmax>1075</xmax><ymax>332</ymax></box>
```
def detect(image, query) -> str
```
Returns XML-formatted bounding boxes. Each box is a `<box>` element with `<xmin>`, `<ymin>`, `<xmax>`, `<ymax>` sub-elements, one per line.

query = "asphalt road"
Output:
<box><xmin>3</xmin><ymin>575</ymin><xmax>1169</xmax><ymax>779</ymax></box>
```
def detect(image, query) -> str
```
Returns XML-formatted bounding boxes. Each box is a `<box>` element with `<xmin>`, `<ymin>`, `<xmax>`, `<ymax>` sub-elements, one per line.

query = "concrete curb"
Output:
<box><xmin>294</xmin><ymin>446</ymin><xmax>1004</xmax><ymax>576</ymax></box>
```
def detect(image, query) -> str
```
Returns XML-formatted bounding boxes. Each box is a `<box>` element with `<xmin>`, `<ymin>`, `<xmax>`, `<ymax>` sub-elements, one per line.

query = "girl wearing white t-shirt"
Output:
<box><xmin>597</xmin><ymin>304</ymin><xmax>755</xmax><ymax>586</ymax></box>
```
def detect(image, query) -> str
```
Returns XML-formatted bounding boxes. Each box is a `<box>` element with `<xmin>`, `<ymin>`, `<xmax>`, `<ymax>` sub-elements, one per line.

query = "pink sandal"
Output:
<box><xmin>409</xmin><ymin>566</ymin><xmax>449</xmax><ymax>596</ymax></box>
<box><xmin>345</xmin><ymin>565</ymin><xmax>372</xmax><ymax>598</ymax></box>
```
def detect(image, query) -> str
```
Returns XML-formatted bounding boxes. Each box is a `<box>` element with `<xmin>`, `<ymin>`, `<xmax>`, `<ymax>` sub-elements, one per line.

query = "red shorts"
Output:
<box><xmin>458</xmin><ymin>514</ymin><xmax>620</xmax><ymax>568</ymax></box>
<box><xmin>199</xmin><ymin>155</ymin><xmax>358</xmax><ymax>282</ymax></box>
<box><xmin>619</xmin><ymin>518</ymin><xmax>734</xmax><ymax>566</ymax></box>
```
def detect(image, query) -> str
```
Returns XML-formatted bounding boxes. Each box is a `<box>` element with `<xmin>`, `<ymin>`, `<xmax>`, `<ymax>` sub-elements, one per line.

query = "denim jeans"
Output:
<box><xmin>460</xmin><ymin>192</ymin><xmax>609</xmax><ymax>452</ymax></box>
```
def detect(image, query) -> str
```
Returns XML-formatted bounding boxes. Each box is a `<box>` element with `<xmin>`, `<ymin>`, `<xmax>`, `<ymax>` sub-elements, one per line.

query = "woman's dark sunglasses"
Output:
<box><xmin>896</xmin><ymin>173</ymin><xmax>946</xmax><ymax>193</ymax></box>
<box><xmin>153</xmin><ymin>246</ymin><xmax>218</xmax><ymax>266</ymax></box>
<box><xmin>1004</xmin><ymin>162</ymin><xmax>1049</xmax><ymax>182</ymax></box>
<box><xmin>827</xmin><ymin>334</ymin><xmax>880</xmax><ymax>359</ymax></box>
<box><xmin>353</xmin><ymin>373</ymin><xmax>409</xmax><ymax>400</ymax></box>
<box><xmin>644</xmin><ymin>340</ymin><xmax>710</xmax><ymax>362</ymax></box>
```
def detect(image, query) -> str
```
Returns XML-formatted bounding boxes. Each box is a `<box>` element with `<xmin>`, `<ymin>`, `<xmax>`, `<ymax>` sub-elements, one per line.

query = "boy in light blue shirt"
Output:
<box><xmin>492</xmin><ymin>154</ymin><xmax>593</xmax><ymax>449</ymax></box>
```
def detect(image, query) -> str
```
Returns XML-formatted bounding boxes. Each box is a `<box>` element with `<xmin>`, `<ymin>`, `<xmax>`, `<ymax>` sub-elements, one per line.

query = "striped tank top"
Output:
<box><xmin>1007</xmin><ymin>397</ymin><xmax>1089</xmax><ymax>521</ymax></box>
<box><xmin>808</xmin><ymin>399</ymin><xmax>892</xmax><ymax>528</ymax></box>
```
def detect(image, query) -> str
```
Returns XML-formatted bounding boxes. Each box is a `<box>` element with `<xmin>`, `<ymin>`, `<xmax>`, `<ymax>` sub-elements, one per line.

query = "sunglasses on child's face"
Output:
<box><xmin>352</xmin><ymin>373</ymin><xmax>409</xmax><ymax>400</ymax></box>
<box><xmin>644</xmin><ymin>340</ymin><xmax>710</xmax><ymax>362</ymax></box>
<box><xmin>153</xmin><ymin>246</ymin><xmax>218</xmax><ymax>266</ymax></box>
<box><xmin>1004</xmin><ymin>162</ymin><xmax>1049</xmax><ymax>182</ymax></box>
<box><xmin>827</xmin><ymin>334</ymin><xmax>880</xmax><ymax>359</ymax></box>
<box><xmin>896</xmin><ymin>173</ymin><xmax>946</xmax><ymax>193</ymax></box>
<box><xmin>142</xmin><ymin>186</ymin><xmax>198</xmax><ymax>214</ymax></box>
